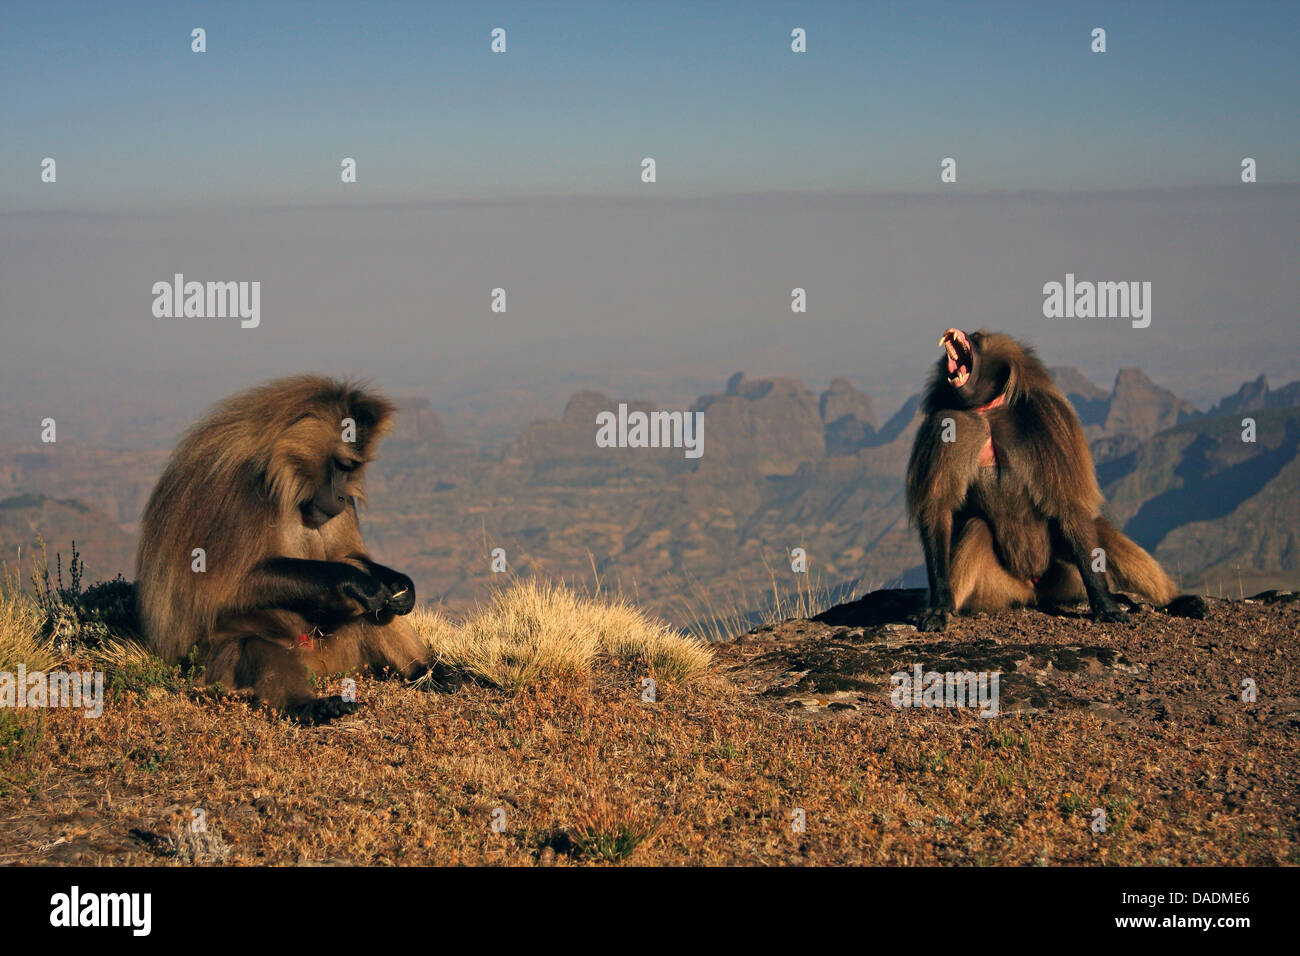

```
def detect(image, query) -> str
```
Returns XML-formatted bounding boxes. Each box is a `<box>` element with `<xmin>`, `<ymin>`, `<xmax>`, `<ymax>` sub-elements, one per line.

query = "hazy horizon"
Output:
<box><xmin>3</xmin><ymin>184</ymin><xmax>1298</xmax><ymax>449</ymax></box>
<box><xmin>2</xmin><ymin>1</ymin><xmax>1297</xmax><ymax>447</ymax></box>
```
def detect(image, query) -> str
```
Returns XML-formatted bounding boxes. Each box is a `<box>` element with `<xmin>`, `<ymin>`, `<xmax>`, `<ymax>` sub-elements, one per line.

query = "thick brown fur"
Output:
<box><xmin>136</xmin><ymin>375</ymin><xmax>427</xmax><ymax>721</ymax></box>
<box><xmin>906</xmin><ymin>329</ymin><xmax>1177</xmax><ymax>631</ymax></box>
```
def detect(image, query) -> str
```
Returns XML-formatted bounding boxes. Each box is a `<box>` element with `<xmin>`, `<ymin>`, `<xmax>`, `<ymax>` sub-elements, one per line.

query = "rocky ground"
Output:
<box><xmin>719</xmin><ymin>589</ymin><xmax>1297</xmax><ymax>728</ymax></box>
<box><xmin>2</xmin><ymin>590</ymin><xmax>1296</xmax><ymax>866</ymax></box>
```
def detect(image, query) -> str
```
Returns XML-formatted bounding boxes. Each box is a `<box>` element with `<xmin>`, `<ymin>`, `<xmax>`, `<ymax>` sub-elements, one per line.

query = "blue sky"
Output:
<box><xmin>2</xmin><ymin>0</ymin><xmax>1297</xmax><ymax>208</ymax></box>
<box><xmin>1</xmin><ymin>1</ymin><xmax>1296</xmax><ymax>432</ymax></box>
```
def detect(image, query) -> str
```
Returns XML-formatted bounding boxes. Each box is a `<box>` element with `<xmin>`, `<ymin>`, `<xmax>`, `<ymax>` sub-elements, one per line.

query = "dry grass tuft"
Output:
<box><xmin>413</xmin><ymin>579</ymin><xmax>712</xmax><ymax>691</ymax></box>
<box><xmin>86</xmin><ymin>635</ymin><xmax>160</xmax><ymax>674</ymax></box>
<box><xmin>0</xmin><ymin>566</ymin><xmax>54</xmax><ymax>673</ymax></box>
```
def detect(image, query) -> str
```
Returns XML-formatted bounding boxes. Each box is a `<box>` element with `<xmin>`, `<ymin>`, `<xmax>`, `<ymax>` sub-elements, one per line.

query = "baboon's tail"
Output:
<box><xmin>1096</xmin><ymin>517</ymin><xmax>1177</xmax><ymax>606</ymax></box>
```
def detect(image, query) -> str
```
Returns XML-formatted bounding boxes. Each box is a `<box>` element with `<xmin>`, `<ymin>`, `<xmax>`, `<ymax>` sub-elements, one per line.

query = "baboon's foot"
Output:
<box><xmin>915</xmin><ymin>607</ymin><xmax>951</xmax><ymax>632</ymax></box>
<box><xmin>1091</xmin><ymin>606</ymin><xmax>1131</xmax><ymax>624</ymax></box>
<box><xmin>290</xmin><ymin>695</ymin><xmax>359</xmax><ymax>725</ymax></box>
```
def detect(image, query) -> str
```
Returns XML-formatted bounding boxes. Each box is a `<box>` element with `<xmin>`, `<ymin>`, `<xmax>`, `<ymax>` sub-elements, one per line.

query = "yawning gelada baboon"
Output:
<box><xmin>136</xmin><ymin>376</ymin><xmax>426</xmax><ymax>722</ymax></box>
<box><xmin>906</xmin><ymin>328</ymin><xmax>1180</xmax><ymax>632</ymax></box>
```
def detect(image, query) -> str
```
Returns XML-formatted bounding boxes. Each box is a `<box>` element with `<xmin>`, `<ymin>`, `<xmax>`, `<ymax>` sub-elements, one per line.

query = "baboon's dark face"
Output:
<box><xmin>938</xmin><ymin>328</ymin><xmax>1005</xmax><ymax>408</ymax></box>
<box><xmin>269</xmin><ymin>406</ymin><xmax>374</xmax><ymax>529</ymax></box>
<box><xmin>301</xmin><ymin>454</ymin><xmax>358</xmax><ymax>527</ymax></box>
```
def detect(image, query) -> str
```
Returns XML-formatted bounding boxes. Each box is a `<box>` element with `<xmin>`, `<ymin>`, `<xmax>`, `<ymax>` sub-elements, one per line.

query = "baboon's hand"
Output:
<box><xmin>337</xmin><ymin>570</ymin><xmax>393</xmax><ymax>615</ymax></box>
<box><xmin>374</xmin><ymin>568</ymin><xmax>416</xmax><ymax>616</ymax></box>
<box><xmin>291</xmin><ymin>695</ymin><xmax>359</xmax><ymax>725</ymax></box>
<box><xmin>1092</xmin><ymin>606</ymin><xmax>1130</xmax><ymax>624</ymax></box>
<box><xmin>916</xmin><ymin>607</ymin><xmax>950</xmax><ymax>632</ymax></box>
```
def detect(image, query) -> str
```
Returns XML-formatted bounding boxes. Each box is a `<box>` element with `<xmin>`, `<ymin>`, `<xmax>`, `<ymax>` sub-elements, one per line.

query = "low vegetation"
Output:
<box><xmin>0</xmin><ymin>544</ymin><xmax>1294</xmax><ymax>866</ymax></box>
<box><xmin>412</xmin><ymin>578</ymin><xmax>712</xmax><ymax>691</ymax></box>
<box><xmin>3</xmin><ymin>546</ymin><xmax>712</xmax><ymax>702</ymax></box>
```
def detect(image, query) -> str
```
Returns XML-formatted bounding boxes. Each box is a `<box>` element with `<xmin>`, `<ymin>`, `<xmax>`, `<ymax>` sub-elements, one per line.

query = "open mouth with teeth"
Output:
<box><xmin>940</xmin><ymin>328</ymin><xmax>973</xmax><ymax>387</ymax></box>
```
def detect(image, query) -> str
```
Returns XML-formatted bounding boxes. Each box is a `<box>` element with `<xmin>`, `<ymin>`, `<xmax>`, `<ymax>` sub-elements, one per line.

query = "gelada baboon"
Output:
<box><xmin>136</xmin><ymin>376</ymin><xmax>426</xmax><ymax>722</ymax></box>
<box><xmin>906</xmin><ymin>328</ymin><xmax>1177</xmax><ymax>632</ymax></box>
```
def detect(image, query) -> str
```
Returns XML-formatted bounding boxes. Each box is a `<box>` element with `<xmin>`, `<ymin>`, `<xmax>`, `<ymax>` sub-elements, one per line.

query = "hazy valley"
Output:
<box><xmin>2</xmin><ymin>366</ymin><xmax>1298</xmax><ymax>632</ymax></box>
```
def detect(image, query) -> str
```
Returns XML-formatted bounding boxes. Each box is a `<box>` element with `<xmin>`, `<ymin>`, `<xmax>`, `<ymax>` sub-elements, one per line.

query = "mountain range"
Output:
<box><xmin>1</xmin><ymin>365</ymin><xmax>1297</xmax><ymax>627</ymax></box>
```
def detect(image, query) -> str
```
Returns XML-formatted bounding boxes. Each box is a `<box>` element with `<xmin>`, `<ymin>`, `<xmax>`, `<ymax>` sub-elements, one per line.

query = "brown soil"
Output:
<box><xmin>2</xmin><ymin>591</ymin><xmax>1296</xmax><ymax>866</ymax></box>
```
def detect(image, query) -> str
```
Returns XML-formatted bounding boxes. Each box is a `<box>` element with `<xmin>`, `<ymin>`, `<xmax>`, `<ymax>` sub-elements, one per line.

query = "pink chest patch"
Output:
<box><xmin>975</xmin><ymin>393</ymin><xmax>1005</xmax><ymax>468</ymax></box>
<box><xmin>978</xmin><ymin>437</ymin><xmax>999</xmax><ymax>467</ymax></box>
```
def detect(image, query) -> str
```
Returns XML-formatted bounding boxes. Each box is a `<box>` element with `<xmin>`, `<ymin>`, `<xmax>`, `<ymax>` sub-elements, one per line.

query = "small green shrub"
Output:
<box><xmin>0</xmin><ymin>710</ymin><xmax>44</xmax><ymax>780</ymax></box>
<box><xmin>572</xmin><ymin>824</ymin><xmax>648</xmax><ymax>863</ymax></box>
<box><xmin>30</xmin><ymin>539</ymin><xmax>140</xmax><ymax>653</ymax></box>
